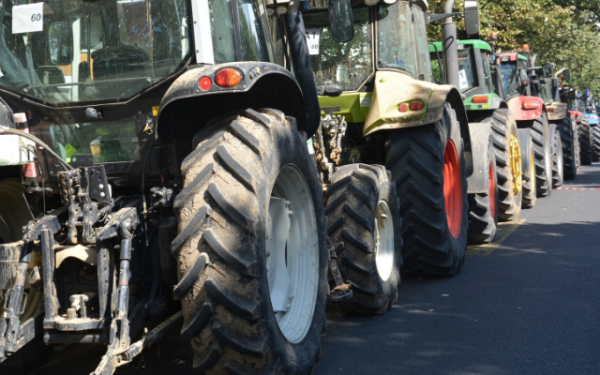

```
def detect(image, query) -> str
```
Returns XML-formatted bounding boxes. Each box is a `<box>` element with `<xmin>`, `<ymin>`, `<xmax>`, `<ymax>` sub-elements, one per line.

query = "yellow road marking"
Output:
<box><xmin>466</xmin><ymin>219</ymin><xmax>526</xmax><ymax>256</ymax></box>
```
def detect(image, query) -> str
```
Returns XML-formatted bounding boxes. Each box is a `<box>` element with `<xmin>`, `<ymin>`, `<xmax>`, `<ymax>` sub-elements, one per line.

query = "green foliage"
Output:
<box><xmin>427</xmin><ymin>0</ymin><xmax>600</xmax><ymax>93</ymax></box>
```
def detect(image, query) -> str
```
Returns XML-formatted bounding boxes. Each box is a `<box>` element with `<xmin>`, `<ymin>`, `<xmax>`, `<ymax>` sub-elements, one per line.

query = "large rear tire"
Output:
<box><xmin>325</xmin><ymin>164</ymin><xmax>401</xmax><ymax>314</ymax></box>
<box><xmin>556</xmin><ymin>117</ymin><xmax>577</xmax><ymax>180</ymax></box>
<box><xmin>385</xmin><ymin>105</ymin><xmax>468</xmax><ymax>276</ymax></box>
<box><xmin>530</xmin><ymin>113</ymin><xmax>552</xmax><ymax>197</ymax></box>
<box><xmin>519</xmin><ymin>129</ymin><xmax>537</xmax><ymax>209</ymax></box>
<box><xmin>173</xmin><ymin>109</ymin><xmax>327</xmax><ymax>374</ymax></box>
<box><xmin>593</xmin><ymin>125</ymin><xmax>600</xmax><ymax>162</ymax></box>
<box><xmin>485</xmin><ymin>109</ymin><xmax>522</xmax><ymax>222</ymax></box>
<box><xmin>579</xmin><ymin>119</ymin><xmax>593</xmax><ymax>165</ymax></box>
<box><xmin>467</xmin><ymin>136</ymin><xmax>498</xmax><ymax>244</ymax></box>
<box><xmin>552</xmin><ymin>129</ymin><xmax>564</xmax><ymax>188</ymax></box>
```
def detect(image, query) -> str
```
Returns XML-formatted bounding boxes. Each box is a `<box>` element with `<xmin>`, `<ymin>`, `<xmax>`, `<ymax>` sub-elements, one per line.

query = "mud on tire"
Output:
<box><xmin>172</xmin><ymin>109</ymin><xmax>328</xmax><ymax>374</ymax></box>
<box><xmin>325</xmin><ymin>164</ymin><xmax>401</xmax><ymax>314</ymax></box>
<box><xmin>385</xmin><ymin>104</ymin><xmax>468</xmax><ymax>276</ymax></box>
<box><xmin>485</xmin><ymin>108</ymin><xmax>522</xmax><ymax>222</ymax></box>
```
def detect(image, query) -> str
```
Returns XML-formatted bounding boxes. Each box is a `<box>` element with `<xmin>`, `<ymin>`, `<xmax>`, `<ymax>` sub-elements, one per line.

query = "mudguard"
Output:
<box><xmin>546</xmin><ymin>102</ymin><xmax>568</xmax><ymax>121</ymax></box>
<box><xmin>464</xmin><ymin>93</ymin><xmax>505</xmax><ymax>111</ymax></box>
<box><xmin>364</xmin><ymin>71</ymin><xmax>465</xmax><ymax>135</ymax></box>
<box><xmin>363</xmin><ymin>71</ymin><xmax>473</xmax><ymax>176</ymax></box>
<box><xmin>466</xmin><ymin>122</ymin><xmax>493</xmax><ymax>194</ymax></box>
<box><xmin>157</xmin><ymin>62</ymin><xmax>308</xmax><ymax>137</ymax></box>
<box><xmin>507</xmin><ymin>96</ymin><xmax>545</xmax><ymax>121</ymax></box>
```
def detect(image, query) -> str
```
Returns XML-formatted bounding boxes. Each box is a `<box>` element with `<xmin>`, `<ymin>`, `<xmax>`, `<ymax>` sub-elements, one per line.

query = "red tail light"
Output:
<box><xmin>547</xmin><ymin>108</ymin><xmax>554</xmax><ymax>113</ymax></box>
<box><xmin>409</xmin><ymin>100</ymin><xmax>425</xmax><ymax>111</ymax></box>
<box><xmin>472</xmin><ymin>96</ymin><xmax>489</xmax><ymax>104</ymax></box>
<box><xmin>399</xmin><ymin>103</ymin><xmax>409</xmax><ymax>113</ymax></box>
<box><xmin>215</xmin><ymin>68</ymin><xmax>242</xmax><ymax>87</ymax></box>
<box><xmin>199</xmin><ymin>77</ymin><xmax>212</xmax><ymax>91</ymax></box>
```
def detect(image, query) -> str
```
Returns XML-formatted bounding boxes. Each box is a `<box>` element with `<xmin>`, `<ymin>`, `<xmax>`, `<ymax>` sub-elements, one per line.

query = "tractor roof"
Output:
<box><xmin>428</xmin><ymin>39</ymin><xmax>492</xmax><ymax>53</ymax></box>
<box><xmin>498</xmin><ymin>52</ymin><xmax>529</xmax><ymax>62</ymax></box>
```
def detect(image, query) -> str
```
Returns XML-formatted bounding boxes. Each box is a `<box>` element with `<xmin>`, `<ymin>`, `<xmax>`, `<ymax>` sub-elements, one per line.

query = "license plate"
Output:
<box><xmin>306</xmin><ymin>0</ymin><xmax>328</xmax><ymax>9</ymax></box>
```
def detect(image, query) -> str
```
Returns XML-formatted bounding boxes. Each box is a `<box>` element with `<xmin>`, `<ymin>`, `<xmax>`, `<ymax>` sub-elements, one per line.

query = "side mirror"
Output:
<box><xmin>49</xmin><ymin>22</ymin><xmax>73</xmax><ymax>66</ymax></box>
<box><xmin>328</xmin><ymin>0</ymin><xmax>354</xmax><ymax>43</ymax></box>
<box><xmin>464</xmin><ymin>0</ymin><xmax>480</xmax><ymax>36</ymax></box>
<box><xmin>562</xmin><ymin>69</ymin><xmax>571</xmax><ymax>83</ymax></box>
<box><xmin>542</xmin><ymin>63</ymin><xmax>554</xmax><ymax>79</ymax></box>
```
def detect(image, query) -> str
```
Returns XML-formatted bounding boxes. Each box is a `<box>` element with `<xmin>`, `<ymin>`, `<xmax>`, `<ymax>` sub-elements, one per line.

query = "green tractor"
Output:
<box><xmin>0</xmin><ymin>0</ymin><xmax>357</xmax><ymax>374</ymax></box>
<box><xmin>300</xmin><ymin>0</ymin><xmax>485</xmax><ymax>276</ymax></box>
<box><xmin>429</xmin><ymin>38</ymin><xmax>524</xmax><ymax>244</ymax></box>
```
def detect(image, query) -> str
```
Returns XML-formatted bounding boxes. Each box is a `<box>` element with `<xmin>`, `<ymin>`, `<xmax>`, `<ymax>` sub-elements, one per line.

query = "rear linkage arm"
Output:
<box><xmin>0</xmin><ymin>216</ymin><xmax>61</xmax><ymax>363</ymax></box>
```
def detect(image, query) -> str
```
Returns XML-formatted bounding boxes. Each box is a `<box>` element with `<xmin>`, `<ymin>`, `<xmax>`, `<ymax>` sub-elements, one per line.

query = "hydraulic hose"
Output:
<box><xmin>0</xmin><ymin>126</ymin><xmax>73</xmax><ymax>171</ymax></box>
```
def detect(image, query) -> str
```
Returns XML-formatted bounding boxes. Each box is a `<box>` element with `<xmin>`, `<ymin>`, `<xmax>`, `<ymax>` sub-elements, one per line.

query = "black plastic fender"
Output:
<box><xmin>156</xmin><ymin>62</ymin><xmax>308</xmax><ymax>141</ymax></box>
<box><xmin>466</xmin><ymin>121</ymin><xmax>493</xmax><ymax>194</ymax></box>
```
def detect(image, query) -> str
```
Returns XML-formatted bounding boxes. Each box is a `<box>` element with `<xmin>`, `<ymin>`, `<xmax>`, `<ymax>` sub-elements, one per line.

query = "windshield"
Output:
<box><xmin>0</xmin><ymin>0</ymin><xmax>191</xmax><ymax>106</ymax></box>
<box><xmin>500</xmin><ymin>62</ymin><xmax>520</xmax><ymax>99</ymax></box>
<box><xmin>303</xmin><ymin>8</ymin><xmax>372</xmax><ymax>91</ymax></box>
<box><xmin>377</xmin><ymin>2</ymin><xmax>416</xmax><ymax>77</ymax></box>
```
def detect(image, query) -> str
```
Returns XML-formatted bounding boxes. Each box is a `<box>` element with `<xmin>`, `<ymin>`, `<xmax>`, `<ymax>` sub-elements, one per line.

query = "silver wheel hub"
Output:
<box><xmin>374</xmin><ymin>201</ymin><xmax>394</xmax><ymax>282</ymax></box>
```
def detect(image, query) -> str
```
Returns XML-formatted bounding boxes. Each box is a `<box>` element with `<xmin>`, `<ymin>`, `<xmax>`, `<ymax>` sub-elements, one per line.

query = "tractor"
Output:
<box><xmin>496</xmin><ymin>50</ymin><xmax>554</xmax><ymax>208</ymax></box>
<box><xmin>0</xmin><ymin>0</ymin><xmax>356</xmax><ymax>374</ymax></box>
<box><xmin>299</xmin><ymin>0</ymin><xmax>484</xmax><ymax>276</ymax></box>
<box><xmin>572</xmin><ymin>93</ymin><xmax>594</xmax><ymax>165</ymax></box>
<box><xmin>581</xmin><ymin>94</ymin><xmax>600</xmax><ymax>162</ymax></box>
<box><xmin>429</xmin><ymin>37</ymin><xmax>524</xmax><ymax>244</ymax></box>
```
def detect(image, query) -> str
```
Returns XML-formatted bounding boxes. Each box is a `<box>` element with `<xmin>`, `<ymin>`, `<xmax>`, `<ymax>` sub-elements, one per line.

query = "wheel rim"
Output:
<box><xmin>488</xmin><ymin>162</ymin><xmax>496</xmax><ymax>218</ymax></box>
<box><xmin>374</xmin><ymin>201</ymin><xmax>394</xmax><ymax>281</ymax></box>
<box><xmin>544</xmin><ymin>136</ymin><xmax>552</xmax><ymax>183</ymax></box>
<box><xmin>443</xmin><ymin>140</ymin><xmax>462</xmax><ymax>239</ymax></box>
<box><xmin>509</xmin><ymin>133</ymin><xmax>522</xmax><ymax>196</ymax></box>
<box><xmin>266</xmin><ymin>164</ymin><xmax>319</xmax><ymax>344</ymax></box>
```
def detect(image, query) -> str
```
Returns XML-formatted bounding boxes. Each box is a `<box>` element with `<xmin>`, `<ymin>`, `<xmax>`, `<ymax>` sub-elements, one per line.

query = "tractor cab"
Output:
<box><xmin>429</xmin><ymin>40</ymin><xmax>504</xmax><ymax>113</ymax></box>
<box><xmin>498</xmin><ymin>53</ymin><xmax>531</xmax><ymax>100</ymax></box>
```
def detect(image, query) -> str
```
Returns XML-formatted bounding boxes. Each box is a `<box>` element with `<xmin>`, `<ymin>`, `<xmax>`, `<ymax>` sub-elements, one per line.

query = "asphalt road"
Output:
<box><xmin>28</xmin><ymin>164</ymin><xmax>600</xmax><ymax>375</ymax></box>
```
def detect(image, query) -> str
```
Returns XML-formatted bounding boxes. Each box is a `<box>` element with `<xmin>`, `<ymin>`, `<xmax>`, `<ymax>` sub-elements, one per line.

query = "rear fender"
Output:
<box><xmin>507</xmin><ymin>96</ymin><xmax>545</xmax><ymax>121</ymax></box>
<box><xmin>157</xmin><ymin>62</ymin><xmax>307</xmax><ymax>142</ymax></box>
<box><xmin>466</xmin><ymin>122</ymin><xmax>492</xmax><ymax>194</ymax></box>
<box><xmin>363</xmin><ymin>71</ymin><xmax>473</xmax><ymax>176</ymax></box>
<box><xmin>546</xmin><ymin>102</ymin><xmax>568</xmax><ymax>121</ymax></box>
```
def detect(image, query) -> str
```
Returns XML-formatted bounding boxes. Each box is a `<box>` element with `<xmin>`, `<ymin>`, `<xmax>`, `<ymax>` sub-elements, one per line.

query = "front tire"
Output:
<box><xmin>579</xmin><ymin>119</ymin><xmax>593</xmax><ymax>165</ymax></box>
<box><xmin>519</xmin><ymin>129</ymin><xmax>537</xmax><ymax>209</ymax></box>
<box><xmin>325</xmin><ymin>164</ymin><xmax>401</xmax><ymax>315</ymax></box>
<box><xmin>485</xmin><ymin>109</ymin><xmax>522</xmax><ymax>222</ymax></box>
<box><xmin>173</xmin><ymin>109</ymin><xmax>327</xmax><ymax>374</ymax></box>
<box><xmin>467</xmin><ymin>136</ymin><xmax>498</xmax><ymax>244</ymax></box>
<box><xmin>552</xmin><ymin>129</ymin><xmax>564</xmax><ymax>188</ymax></box>
<box><xmin>556</xmin><ymin>117</ymin><xmax>577</xmax><ymax>180</ymax></box>
<box><xmin>593</xmin><ymin>125</ymin><xmax>600</xmax><ymax>162</ymax></box>
<box><xmin>530</xmin><ymin>113</ymin><xmax>552</xmax><ymax>197</ymax></box>
<box><xmin>386</xmin><ymin>105</ymin><xmax>468</xmax><ymax>276</ymax></box>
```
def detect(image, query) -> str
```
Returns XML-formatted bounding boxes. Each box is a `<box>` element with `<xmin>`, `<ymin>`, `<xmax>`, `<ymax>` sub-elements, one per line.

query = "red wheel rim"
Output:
<box><xmin>443</xmin><ymin>140</ymin><xmax>463</xmax><ymax>239</ymax></box>
<box><xmin>488</xmin><ymin>162</ymin><xmax>496</xmax><ymax>219</ymax></box>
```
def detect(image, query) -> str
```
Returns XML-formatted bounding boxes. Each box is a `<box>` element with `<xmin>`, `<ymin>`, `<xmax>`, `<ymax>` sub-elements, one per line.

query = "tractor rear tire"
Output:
<box><xmin>530</xmin><ymin>113</ymin><xmax>552</xmax><ymax>197</ymax></box>
<box><xmin>552</xmin><ymin>129</ymin><xmax>564</xmax><ymax>188</ymax></box>
<box><xmin>386</xmin><ymin>104</ymin><xmax>468</xmax><ymax>276</ymax></box>
<box><xmin>0</xmin><ymin>179</ymin><xmax>47</xmax><ymax>375</ymax></box>
<box><xmin>173</xmin><ymin>109</ymin><xmax>327</xmax><ymax>374</ymax></box>
<box><xmin>519</xmin><ymin>129</ymin><xmax>537</xmax><ymax>209</ymax></box>
<box><xmin>325</xmin><ymin>164</ymin><xmax>401</xmax><ymax>314</ymax></box>
<box><xmin>593</xmin><ymin>125</ymin><xmax>600</xmax><ymax>162</ymax></box>
<box><xmin>485</xmin><ymin>108</ymin><xmax>522</xmax><ymax>222</ymax></box>
<box><xmin>467</xmin><ymin>136</ymin><xmax>498</xmax><ymax>244</ymax></box>
<box><xmin>556</xmin><ymin>117</ymin><xmax>577</xmax><ymax>180</ymax></box>
<box><xmin>579</xmin><ymin>119</ymin><xmax>593</xmax><ymax>165</ymax></box>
